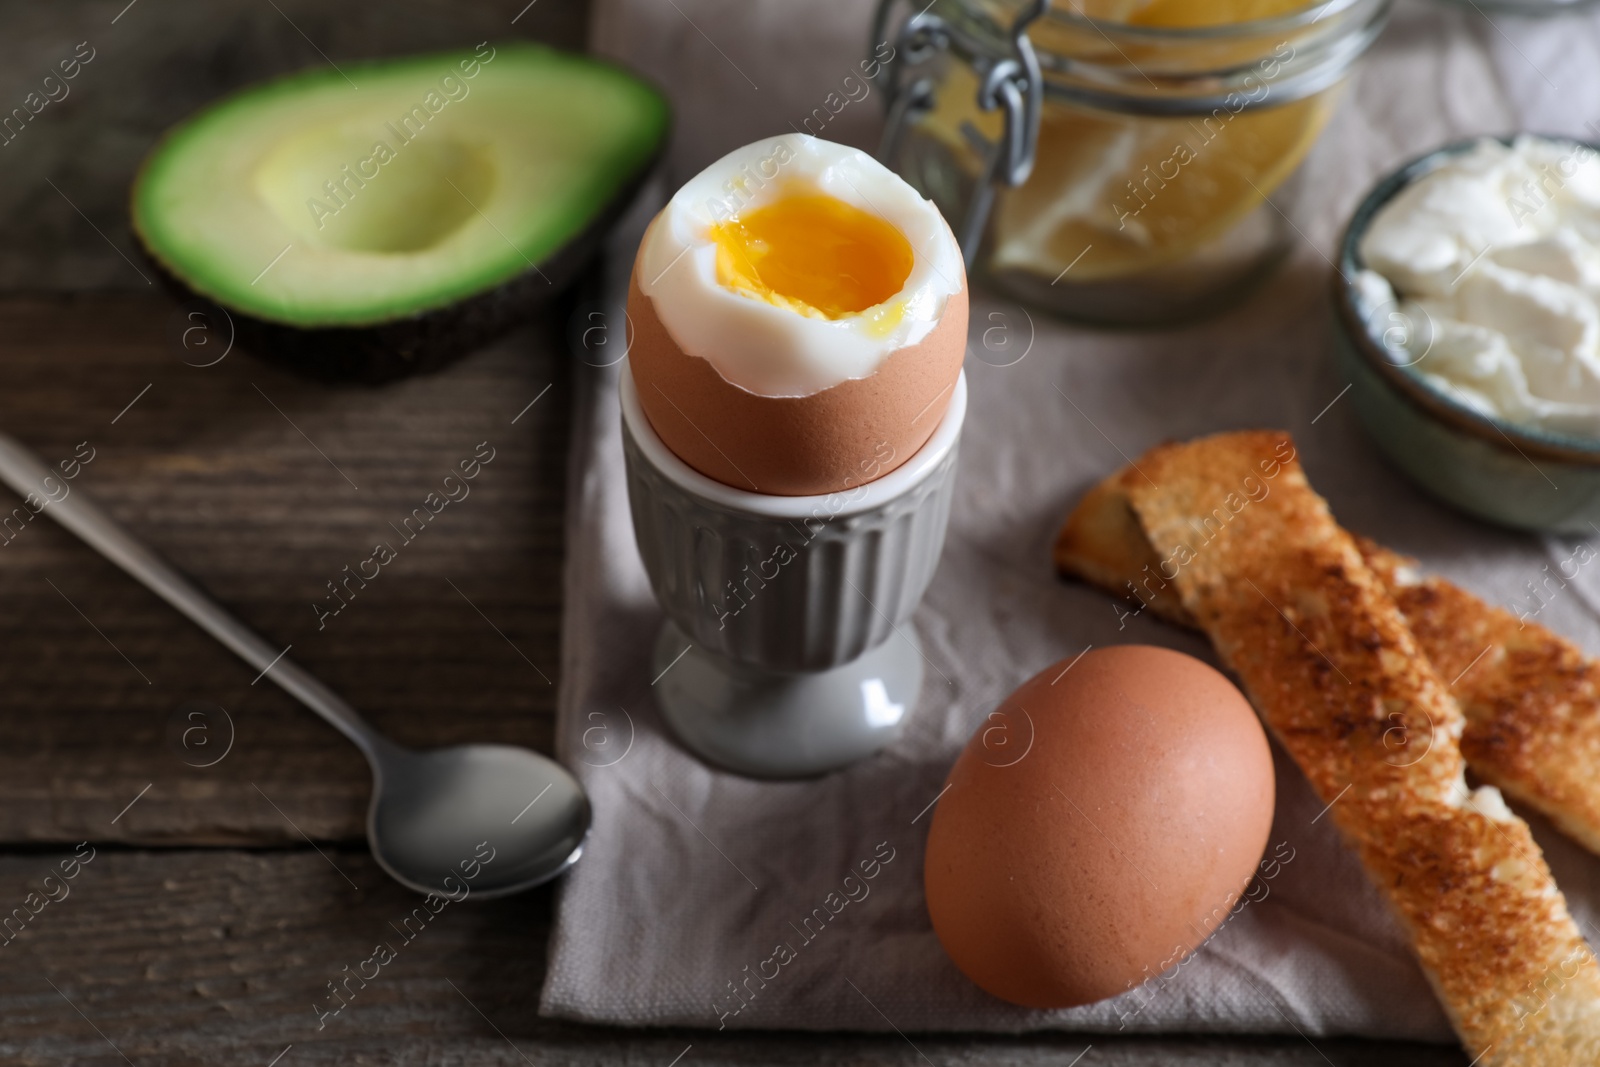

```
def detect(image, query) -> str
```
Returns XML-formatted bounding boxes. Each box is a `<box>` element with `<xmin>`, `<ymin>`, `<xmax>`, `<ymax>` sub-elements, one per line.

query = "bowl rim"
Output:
<box><xmin>1332</xmin><ymin>132</ymin><xmax>1600</xmax><ymax>466</ymax></box>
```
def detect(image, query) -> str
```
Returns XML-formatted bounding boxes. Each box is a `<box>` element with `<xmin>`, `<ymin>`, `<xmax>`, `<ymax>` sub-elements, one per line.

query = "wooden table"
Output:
<box><xmin>0</xmin><ymin>295</ymin><xmax>1465</xmax><ymax>1064</ymax></box>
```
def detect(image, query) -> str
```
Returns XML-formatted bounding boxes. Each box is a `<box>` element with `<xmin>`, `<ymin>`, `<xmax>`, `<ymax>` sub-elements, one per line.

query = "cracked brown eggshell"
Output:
<box><xmin>625</xmin><ymin>223</ymin><xmax>968</xmax><ymax>497</ymax></box>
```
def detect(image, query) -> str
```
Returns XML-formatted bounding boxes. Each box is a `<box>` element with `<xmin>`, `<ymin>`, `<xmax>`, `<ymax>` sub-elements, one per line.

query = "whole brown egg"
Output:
<box><xmin>923</xmin><ymin>645</ymin><xmax>1276</xmax><ymax>1009</ymax></box>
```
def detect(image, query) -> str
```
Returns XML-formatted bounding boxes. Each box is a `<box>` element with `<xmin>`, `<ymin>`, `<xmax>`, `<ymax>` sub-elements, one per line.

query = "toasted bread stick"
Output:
<box><xmin>1364</xmin><ymin>544</ymin><xmax>1600</xmax><ymax>860</ymax></box>
<box><xmin>1070</xmin><ymin>431</ymin><xmax>1600</xmax><ymax>1065</ymax></box>
<box><xmin>1057</xmin><ymin>454</ymin><xmax>1600</xmax><ymax>859</ymax></box>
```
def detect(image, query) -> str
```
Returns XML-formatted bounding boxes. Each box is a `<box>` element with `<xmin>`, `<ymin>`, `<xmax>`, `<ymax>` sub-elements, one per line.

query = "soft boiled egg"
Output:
<box><xmin>628</xmin><ymin>134</ymin><xmax>968</xmax><ymax>496</ymax></box>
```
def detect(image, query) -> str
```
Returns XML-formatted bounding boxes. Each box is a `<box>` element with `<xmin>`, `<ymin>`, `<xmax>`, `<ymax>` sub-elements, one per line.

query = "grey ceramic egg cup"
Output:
<box><xmin>620</xmin><ymin>368</ymin><xmax>966</xmax><ymax>779</ymax></box>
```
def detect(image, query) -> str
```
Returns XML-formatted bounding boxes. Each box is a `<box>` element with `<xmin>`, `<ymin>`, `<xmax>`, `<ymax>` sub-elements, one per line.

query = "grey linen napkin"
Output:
<box><xmin>540</xmin><ymin>0</ymin><xmax>1600</xmax><ymax>1037</ymax></box>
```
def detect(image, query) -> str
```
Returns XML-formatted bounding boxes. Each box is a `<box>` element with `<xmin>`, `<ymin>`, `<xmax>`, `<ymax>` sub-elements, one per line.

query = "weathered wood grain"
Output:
<box><xmin>0</xmin><ymin>849</ymin><xmax>1465</xmax><ymax>1066</ymax></box>
<box><xmin>0</xmin><ymin>295</ymin><xmax>571</xmax><ymax>844</ymax></box>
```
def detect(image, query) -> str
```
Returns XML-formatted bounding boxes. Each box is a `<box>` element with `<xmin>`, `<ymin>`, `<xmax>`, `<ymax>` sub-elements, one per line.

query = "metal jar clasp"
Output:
<box><xmin>872</xmin><ymin>0</ymin><xmax>1045</xmax><ymax>263</ymax></box>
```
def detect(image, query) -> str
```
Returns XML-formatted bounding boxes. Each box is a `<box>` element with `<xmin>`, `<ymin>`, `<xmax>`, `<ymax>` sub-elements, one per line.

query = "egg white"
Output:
<box><xmin>637</xmin><ymin>134</ymin><xmax>965</xmax><ymax>398</ymax></box>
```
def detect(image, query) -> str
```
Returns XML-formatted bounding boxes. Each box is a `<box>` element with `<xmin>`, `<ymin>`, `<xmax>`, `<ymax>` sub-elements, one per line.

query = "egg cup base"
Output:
<box><xmin>650</xmin><ymin>620</ymin><xmax>921</xmax><ymax>779</ymax></box>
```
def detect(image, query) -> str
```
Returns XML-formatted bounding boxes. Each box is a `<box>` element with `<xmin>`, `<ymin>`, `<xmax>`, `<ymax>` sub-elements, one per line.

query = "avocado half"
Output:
<box><xmin>132</xmin><ymin>43</ymin><xmax>669</xmax><ymax>382</ymax></box>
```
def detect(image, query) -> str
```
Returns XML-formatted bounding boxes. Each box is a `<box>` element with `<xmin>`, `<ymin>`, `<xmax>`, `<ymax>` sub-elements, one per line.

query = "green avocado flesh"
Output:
<box><xmin>133</xmin><ymin>44</ymin><xmax>667</xmax><ymax>327</ymax></box>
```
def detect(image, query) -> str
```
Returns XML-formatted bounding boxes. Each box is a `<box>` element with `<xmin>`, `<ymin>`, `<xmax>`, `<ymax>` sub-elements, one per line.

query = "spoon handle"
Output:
<box><xmin>0</xmin><ymin>433</ymin><xmax>389</xmax><ymax>758</ymax></box>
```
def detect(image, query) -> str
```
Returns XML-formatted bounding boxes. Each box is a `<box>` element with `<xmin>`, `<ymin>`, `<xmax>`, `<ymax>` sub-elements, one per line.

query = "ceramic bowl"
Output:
<box><xmin>1332</xmin><ymin>135</ymin><xmax>1600</xmax><ymax>535</ymax></box>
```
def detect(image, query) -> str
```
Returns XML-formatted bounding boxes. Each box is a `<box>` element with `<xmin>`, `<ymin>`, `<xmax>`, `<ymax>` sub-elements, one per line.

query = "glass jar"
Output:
<box><xmin>875</xmin><ymin>0</ymin><xmax>1391</xmax><ymax>324</ymax></box>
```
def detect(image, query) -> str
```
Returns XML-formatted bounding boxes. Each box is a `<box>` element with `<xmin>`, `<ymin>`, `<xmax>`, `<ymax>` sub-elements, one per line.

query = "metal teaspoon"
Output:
<box><xmin>0</xmin><ymin>433</ymin><xmax>589</xmax><ymax>900</ymax></box>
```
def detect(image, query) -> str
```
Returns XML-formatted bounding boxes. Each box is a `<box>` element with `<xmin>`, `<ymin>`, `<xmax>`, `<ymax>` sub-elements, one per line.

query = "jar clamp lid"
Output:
<box><xmin>872</xmin><ymin>0</ymin><xmax>1389</xmax><ymax>270</ymax></box>
<box><xmin>873</xmin><ymin>0</ymin><xmax>1047</xmax><ymax>262</ymax></box>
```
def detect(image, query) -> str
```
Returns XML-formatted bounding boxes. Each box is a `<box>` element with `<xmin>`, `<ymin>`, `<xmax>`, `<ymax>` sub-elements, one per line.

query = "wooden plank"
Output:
<box><xmin>0</xmin><ymin>849</ymin><xmax>1466</xmax><ymax>1066</ymax></box>
<box><xmin>0</xmin><ymin>295</ymin><xmax>570</xmax><ymax>844</ymax></box>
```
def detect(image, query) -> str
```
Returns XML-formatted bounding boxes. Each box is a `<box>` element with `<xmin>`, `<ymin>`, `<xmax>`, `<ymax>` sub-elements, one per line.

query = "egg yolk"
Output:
<box><xmin>710</xmin><ymin>193</ymin><xmax>915</xmax><ymax>321</ymax></box>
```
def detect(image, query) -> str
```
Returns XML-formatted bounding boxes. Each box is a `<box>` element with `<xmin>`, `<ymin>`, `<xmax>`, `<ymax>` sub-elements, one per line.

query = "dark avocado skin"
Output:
<box><xmin>139</xmin><ymin>156</ymin><xmax>661</xmax><ymax>385</ymax></box>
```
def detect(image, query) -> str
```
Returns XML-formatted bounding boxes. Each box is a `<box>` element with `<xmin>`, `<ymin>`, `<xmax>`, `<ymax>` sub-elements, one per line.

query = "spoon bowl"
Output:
<box><xmin>369</xmin><ymin>743</ymin><xmax>590</xmax><ymax>899</ymax></box>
